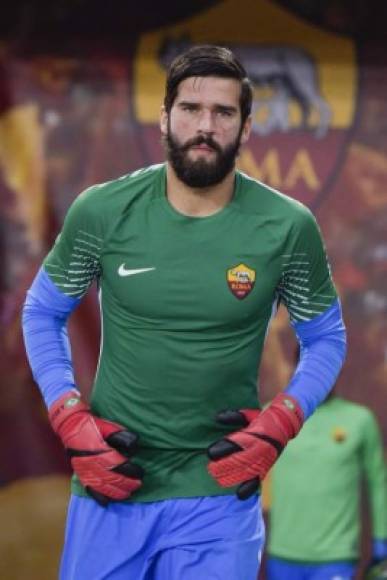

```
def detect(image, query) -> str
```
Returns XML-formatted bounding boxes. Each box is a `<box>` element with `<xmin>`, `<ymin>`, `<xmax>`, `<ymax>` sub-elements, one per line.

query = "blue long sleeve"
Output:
<box><xmin>22</xmin><ymin>268</ymin><xmax>81</xmax><ymax>407</ymax></box>
<box><xmin>285</xmin><ymin>299</ymin><xmax>347</xmax><ymax>419</ymax></box>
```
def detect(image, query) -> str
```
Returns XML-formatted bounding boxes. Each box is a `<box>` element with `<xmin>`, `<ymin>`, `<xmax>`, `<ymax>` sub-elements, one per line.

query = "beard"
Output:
<box><xmin>164</xmin><ymin>125</ymin><xmax>242</xmax><ymax>188</ymax></box>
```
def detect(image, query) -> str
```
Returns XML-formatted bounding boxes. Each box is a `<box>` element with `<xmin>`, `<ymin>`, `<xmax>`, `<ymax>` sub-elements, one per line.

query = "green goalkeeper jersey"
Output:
<box><xmin>267</xmin><ymin>397</ymin><xmax>387</xmax><ymax>562</ymax></box>
<box><xmin>43</xmin><ymin>163</ymin><xmax>336</xmax><ymax>502</ymax></box>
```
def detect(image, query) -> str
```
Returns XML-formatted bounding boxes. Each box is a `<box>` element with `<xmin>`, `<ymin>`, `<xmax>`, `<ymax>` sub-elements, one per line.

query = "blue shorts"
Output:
<box><xmin>60</xmin><ymin>494</ymin><xmax>265</xmax><ymax>580</ymax></box>
<box><xmin>266</xmin><ymin>556</ymin><xmax>356</xmax><ymax>580</ymax></box>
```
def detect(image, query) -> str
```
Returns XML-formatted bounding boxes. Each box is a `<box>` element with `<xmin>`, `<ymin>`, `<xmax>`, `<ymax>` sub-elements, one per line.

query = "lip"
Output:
<box><xmin>191</xmin><ymin>145</ymin><xmax>215</xmax><ymax>152</ymax></box>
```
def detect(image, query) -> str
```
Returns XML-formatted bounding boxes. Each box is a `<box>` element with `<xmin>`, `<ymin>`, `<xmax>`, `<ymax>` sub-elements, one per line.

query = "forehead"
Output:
<box><xmin>174</xmin><ymin>76</ymin><xmax>241</xmax><ymax>108</ymax></box>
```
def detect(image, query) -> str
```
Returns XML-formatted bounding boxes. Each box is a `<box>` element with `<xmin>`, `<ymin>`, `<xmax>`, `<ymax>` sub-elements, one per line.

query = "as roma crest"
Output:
<box><xmin>227</xmin><ymin>264</ymin><xmax>256</xmax><ymax>300</ymax></box>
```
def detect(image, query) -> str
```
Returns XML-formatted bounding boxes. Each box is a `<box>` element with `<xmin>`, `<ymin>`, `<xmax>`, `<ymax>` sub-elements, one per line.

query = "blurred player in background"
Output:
<box><xmin>22</xmin><ymin>45</ymin><xmax>346</xmax><ymax>579</ymax></box>
<box><xmin>265</xmin><ymin>386</ymin><xmax>387</xmax><ymax>580</ymax></box>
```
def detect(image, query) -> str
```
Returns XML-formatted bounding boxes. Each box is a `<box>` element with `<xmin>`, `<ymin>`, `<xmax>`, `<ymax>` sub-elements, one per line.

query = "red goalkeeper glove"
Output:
<box><xmin>49</xmin><ymin>391</ymin><xmax>144</xmax><ymax>506</ymax></box>
<box><xmin>207</xmin><ymin>393</ymin><xmax>304</xmax><ymax>500</ymax></box>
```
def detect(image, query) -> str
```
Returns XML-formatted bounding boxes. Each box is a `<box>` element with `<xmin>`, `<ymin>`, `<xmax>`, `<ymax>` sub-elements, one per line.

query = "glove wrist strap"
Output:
<box><xmin>271</xmin><ymin>393</ymin><xmax>304</xmax><ymax>437</ymax></box>
<box><xmin>49</xmin><ymin>390</ymin><xmax>88</xmax><ymax>433</ymax></box>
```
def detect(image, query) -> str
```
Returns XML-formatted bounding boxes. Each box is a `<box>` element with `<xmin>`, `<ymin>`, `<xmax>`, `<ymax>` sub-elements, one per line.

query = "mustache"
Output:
<box><xmin>181</xmin><ymin>135</ymin><xmax>222</xmax><ymax>154</ymax></box>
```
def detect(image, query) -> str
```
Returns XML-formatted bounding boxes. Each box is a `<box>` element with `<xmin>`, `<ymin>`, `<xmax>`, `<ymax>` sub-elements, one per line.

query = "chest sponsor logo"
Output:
<box><xmin>118</xmin><ymin>265</ymin><xmax>156</xmax><ymax>277</ymax></box>
<box><xmin>227</xmin><ymin>263</ymin><xmax>256</xmax><ymax>300</ymax></box>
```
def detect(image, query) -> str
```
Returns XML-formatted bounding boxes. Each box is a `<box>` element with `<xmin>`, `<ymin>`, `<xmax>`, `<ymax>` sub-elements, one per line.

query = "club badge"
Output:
<box><xmin>331</xmin><ymin>427</ymin><xmax>347</xmax><ymax>443</ymax></box>
<box><xmin>227</xmin><ymin>263</ymin><xmax>256</xmax><ymax>300</ymax></box>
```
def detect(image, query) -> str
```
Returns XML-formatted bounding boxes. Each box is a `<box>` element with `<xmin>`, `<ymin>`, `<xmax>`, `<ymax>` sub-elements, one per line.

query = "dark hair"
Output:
<box><xmin>164</xmin><ymin>44</ymin><xmax>252</xmax><ymax>124</ymax></box>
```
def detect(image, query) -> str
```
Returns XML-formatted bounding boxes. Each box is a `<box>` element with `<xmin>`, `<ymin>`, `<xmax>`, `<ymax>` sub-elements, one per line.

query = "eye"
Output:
<box><xmin>181</xmin><ymin>104</ymin><xmax>198</xmax><ymax>113</ymax></box>
<box><xmin>217</xmin><ymin>108</ymin><xmax>233</xmax><ymax>118</ymax></box>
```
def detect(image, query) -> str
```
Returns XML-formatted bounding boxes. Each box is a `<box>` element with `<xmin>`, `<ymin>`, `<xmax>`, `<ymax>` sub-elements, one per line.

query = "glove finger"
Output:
<box><xmin>106</xmin><ymin>430</ymin><xmax>138</xmax><ymax>457</ymax></box>
<box><xmin>86</xmin><ymin>486</ymin><xmax>110</xmax><ymax>507</ymax></box>
<box><xmin>237</xmin><ymin>478</ymin><xmax>260</xmax><ymax>500</ymax></box>
<box><xmin>113</xmin><ymin>460</ymin><xmax>145</xmax><ymax>479</ymax></box>
<box><xmin>216</xmin><ymin>410</ymin><xmax>249</xmax><ymax>427</ymax></box>
<box><xmin>207</xmin><ymin>438</ymin><xmax>242</xmax><ymax>460</ymax></box>
<box><xmin>94</xmin><ymin>417</ymin><xmax>126</xmax><ymax>439</ymax></box>
<box><xmin>240</xmin><ymin>408</ymin><xmax>261</xmax><ymax>424</ymax></box>
<box><xmin>85</xmin><ymin>484</ymin><xmax>138</xmax><ymax>507</ymax></box>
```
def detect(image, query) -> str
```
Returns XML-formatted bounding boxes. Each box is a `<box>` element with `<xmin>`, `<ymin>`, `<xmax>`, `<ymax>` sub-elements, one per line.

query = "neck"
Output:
<box><xmin>165</xmin><ymin>163</ymin><xmax>236</xmax><ymax>217</ymax></box>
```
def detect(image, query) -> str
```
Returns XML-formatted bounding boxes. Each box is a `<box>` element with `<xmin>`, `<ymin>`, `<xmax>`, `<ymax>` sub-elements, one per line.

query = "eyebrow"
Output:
<box><xmin>177</xmin><ymin>101</ymin><xmax>238</xmax><ymax>114</ymax></box>
<box><xmin>177</xmin><ymin>101</ymin><xmax>200</xmax><ymax>108</ymax></box>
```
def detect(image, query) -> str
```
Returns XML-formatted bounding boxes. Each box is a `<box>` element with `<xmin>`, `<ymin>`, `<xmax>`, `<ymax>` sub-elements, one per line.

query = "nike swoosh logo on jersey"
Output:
<box><xmin>118</xmin><ymin>265</ymin><xmax>156</xmax><ymax>277</ymax></box>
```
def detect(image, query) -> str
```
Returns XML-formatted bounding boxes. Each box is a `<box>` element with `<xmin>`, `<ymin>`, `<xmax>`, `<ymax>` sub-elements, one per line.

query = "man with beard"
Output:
<box><xmin>22</xmin><ymin>45</ymin><xmax>346</xmax><ymax>580</ymax></box>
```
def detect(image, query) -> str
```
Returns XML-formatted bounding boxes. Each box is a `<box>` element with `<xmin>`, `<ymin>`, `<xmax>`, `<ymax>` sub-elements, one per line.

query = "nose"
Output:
<box><xmin>197</xmin><ymin>109</ymin><xmax>215</xmax><ymax>134</ymax></box>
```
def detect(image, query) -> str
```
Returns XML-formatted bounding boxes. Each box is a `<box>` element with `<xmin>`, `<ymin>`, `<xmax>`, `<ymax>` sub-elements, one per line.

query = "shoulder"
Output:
<box><xmin>333</xmin><ymin>398</ymin><xmax>377</xmax><ymax>426</ymax></box>
<box><xmin>236</xmin><ymin>170</ymin><xmax>315</xmax><ymax>228</ymax></box>
<box><xmin>75</xmin><ymin>163</ymin><xmax>164</xmax><ymax>213</ymax></box>
<box><xmin>58</xmin><ymin>164</ymin><xmax>163</xmax><ymax>241</ymax></box>
<box><xmin>63</xmin><ymin>164</ymin><xmax>164</xmax><ymax>232</ymax></box>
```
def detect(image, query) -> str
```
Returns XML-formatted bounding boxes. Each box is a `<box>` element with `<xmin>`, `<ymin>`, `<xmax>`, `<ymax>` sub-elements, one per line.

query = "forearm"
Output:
<box><xmin>369</xmin><ymin>476</ymin><xmax>387</xmax><ymax>542</ymax></box>
<box><xmin>22</xmin><ymin>267</ymin><xmax>81</xmax><ymax>407</ymax></box>
<box><xmin>285</xmin><ymin>299</ymin><xmax>347</xmax><ymax>419</ymax></box>
<box><xmin>364</xmin><ymin>424</ymin><xmax>387</xmax><ymax>543</ymax></box>
<box><xmin>22</xmin><ymin>269</ymin><xmax>144</xmax><ymax>504</ymax></box>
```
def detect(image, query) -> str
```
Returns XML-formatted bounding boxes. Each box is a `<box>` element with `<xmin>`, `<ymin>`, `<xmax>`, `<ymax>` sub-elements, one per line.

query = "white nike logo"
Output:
<box><xmin>118</xmin><ymin>265</ymin><xmax>156</xmax><ymax>277</ymax></box>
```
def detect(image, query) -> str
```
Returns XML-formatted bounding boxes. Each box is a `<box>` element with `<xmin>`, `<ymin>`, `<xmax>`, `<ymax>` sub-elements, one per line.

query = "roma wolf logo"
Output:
<box><xmin>159</xmin><ymin>37</ymin><xmax>331</xmax><ymax>139</ymax></box>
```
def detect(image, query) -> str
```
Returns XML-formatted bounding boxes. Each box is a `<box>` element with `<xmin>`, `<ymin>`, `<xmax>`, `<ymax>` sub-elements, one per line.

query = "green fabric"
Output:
<box><xmin>43</xmin><ymin>163</ymin><xmax>336</xmax><ymax>502</ymax></box>
<box><xmin>267</xmin><ymin>397</ymin><xmax>387</xmax><ymax>562</ymax></box>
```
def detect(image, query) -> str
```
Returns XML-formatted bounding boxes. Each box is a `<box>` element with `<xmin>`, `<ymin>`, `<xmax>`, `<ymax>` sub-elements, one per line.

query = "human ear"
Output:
<box><xmin>240</xmin><ymin>115</ymin><xmax>252</xmax><ymax>145</ymax></box>
<box><xmin>160</xmin><ymin>106</ymin><xmax>168</xmax><ymax>136</ymax></box>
